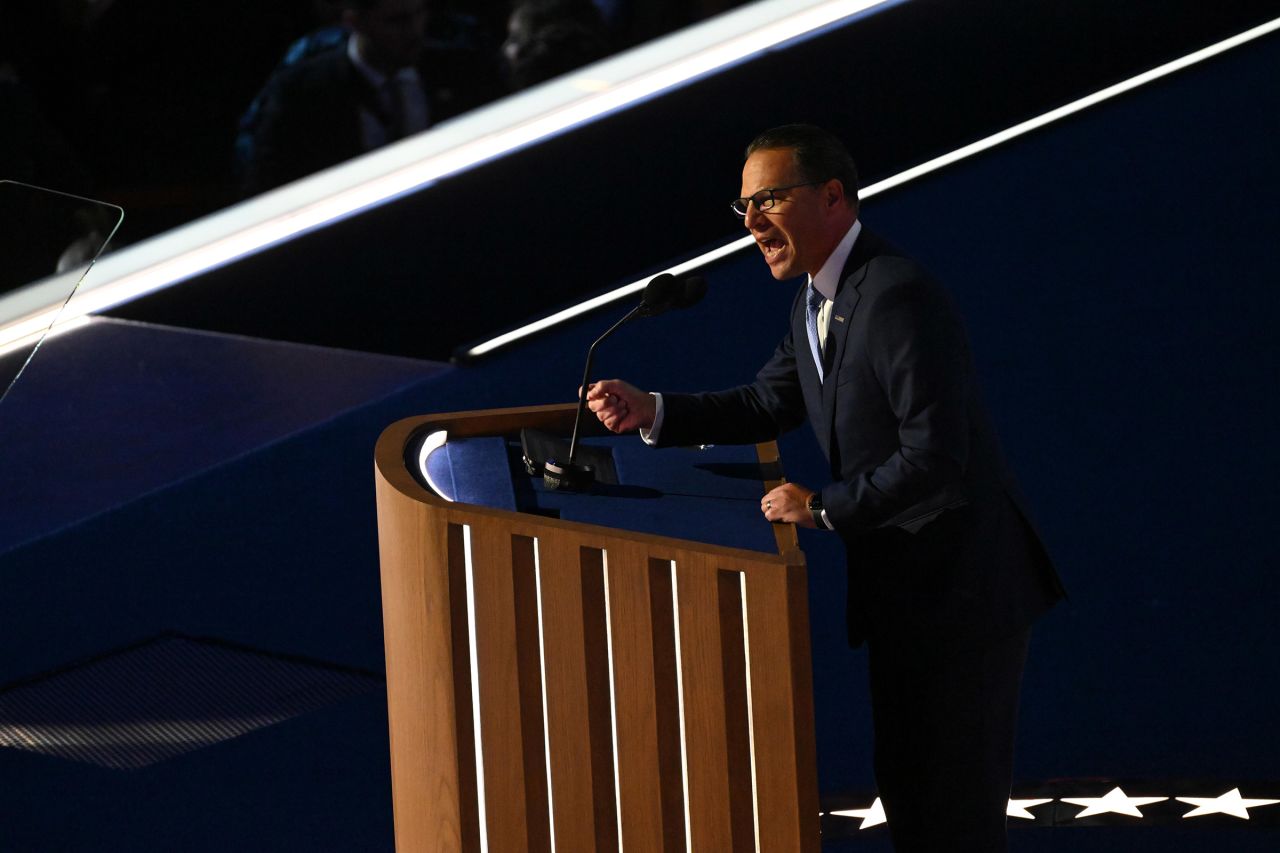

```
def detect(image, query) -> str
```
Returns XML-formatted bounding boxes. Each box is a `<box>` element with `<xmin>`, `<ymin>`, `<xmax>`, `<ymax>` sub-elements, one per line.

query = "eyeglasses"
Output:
<box><xmin>729</xmin><ymin>181</ymin><xmax>824</xmax><ymax>217</ymax></box>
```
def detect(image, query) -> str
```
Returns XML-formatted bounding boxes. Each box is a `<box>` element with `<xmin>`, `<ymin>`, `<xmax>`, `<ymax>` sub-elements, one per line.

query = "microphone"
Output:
<box><xmin>673</xmin><ymin>274</ymin><xmax>707</xmax><ymax>310</ymax></box>
<box><xmin>543</xmin><ymin>273</ymin><xmax>707</xmax><ymax>492</ymax></box>
<box><xmin>637</xmin><ymin>272</ymin><xmax>707</xmax><ymax>317</ymax></box>
<box><xmin>636</xmin><ymin>272</ymin><xmax>682</xmax><ymax>316</ymax></box>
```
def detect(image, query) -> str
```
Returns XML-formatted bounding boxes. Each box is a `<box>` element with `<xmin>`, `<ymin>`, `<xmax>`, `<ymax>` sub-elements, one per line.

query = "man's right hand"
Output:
<box><xmin>585</xmin><ymin>379</ymin><xmax>655</xmax><ymax>434</ymax></box>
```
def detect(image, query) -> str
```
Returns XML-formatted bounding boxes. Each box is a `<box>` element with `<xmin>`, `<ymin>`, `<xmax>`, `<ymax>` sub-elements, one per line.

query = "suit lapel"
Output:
<box><xmin>819</xmin><ymin>230</ymin><xmax>880</xmax><ymax>450</ymax></box>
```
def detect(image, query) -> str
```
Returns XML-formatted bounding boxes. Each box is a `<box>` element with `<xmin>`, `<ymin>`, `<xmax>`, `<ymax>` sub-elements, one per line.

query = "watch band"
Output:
<box><xmin>807</xmin><ymin>493</ymin><xmax>831</xmax><ymax>530</ymax></box>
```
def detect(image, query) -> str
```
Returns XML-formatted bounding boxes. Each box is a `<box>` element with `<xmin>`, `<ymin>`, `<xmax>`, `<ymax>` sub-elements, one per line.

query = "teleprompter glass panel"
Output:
<box><xmin>0</xmin><ymin>180</ymin><xmax>123</xmax><ymax>404</ymax></box>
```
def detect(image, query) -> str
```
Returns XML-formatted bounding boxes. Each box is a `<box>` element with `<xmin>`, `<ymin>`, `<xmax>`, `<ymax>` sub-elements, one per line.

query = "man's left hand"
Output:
<box><xmin>761</xmin><ymin>483</ymin><xmax>816</xmax><ymax>527</ymax></box>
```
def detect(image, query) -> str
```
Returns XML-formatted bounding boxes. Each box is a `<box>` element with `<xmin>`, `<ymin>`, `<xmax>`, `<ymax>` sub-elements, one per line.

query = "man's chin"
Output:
<box><xmin>764</xmin><ymin>258</ymin><xmax>792</xmax><ymax>280</ymax></box>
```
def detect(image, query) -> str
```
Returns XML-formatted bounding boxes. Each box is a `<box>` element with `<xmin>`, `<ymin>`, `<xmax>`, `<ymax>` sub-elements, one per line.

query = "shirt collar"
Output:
<box><xmin>808</xmin><ymin>218</ymin><xmax>862</xmax><ymax>301</ymax></box>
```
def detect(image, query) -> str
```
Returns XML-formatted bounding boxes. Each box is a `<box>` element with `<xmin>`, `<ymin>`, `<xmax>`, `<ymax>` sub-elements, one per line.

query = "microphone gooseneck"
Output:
<box><xmin>546</xmin><ymin>273</ymin><xmax>705</xmax><ymax>492</ymax></box>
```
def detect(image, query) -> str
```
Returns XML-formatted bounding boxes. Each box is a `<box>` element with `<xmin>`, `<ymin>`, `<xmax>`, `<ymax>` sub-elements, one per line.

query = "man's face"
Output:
<box><xmin>740</xmin><ymin>147</ymin><xmax>839</xmax><ymax>281</ymax></box>
<box><xmin>351</xmin><ymin>0</ymin><xmax>428</xmax><ymax>71</ymax></box>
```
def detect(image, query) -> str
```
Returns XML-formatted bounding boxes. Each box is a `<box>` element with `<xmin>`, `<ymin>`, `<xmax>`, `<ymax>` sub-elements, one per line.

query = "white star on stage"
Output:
<box><xmin>1062</xmin><ymin>786</ymin><xmax>1168</xmax><ymax>818</ymax></box>
<box><xmin>1007</xmin><ymin>798</ymin><xmax>1054</xmax><ymax>819</ymax></box>
<box><xmin>830</xmin><ymin>797</ymin><xmax>886</xmax><ymax>828</ymax></box>
<box><xmin>1176</xmin><ymin>788</ymin><xmax>1280</xmax><ymax>819</ymax></box>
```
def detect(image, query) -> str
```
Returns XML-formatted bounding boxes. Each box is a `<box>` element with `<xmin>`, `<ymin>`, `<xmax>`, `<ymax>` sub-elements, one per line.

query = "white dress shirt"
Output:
<box><xmin>809</xmin><ymin>218</ymin><xmax>862</xmax><ymax>351</ymax></box>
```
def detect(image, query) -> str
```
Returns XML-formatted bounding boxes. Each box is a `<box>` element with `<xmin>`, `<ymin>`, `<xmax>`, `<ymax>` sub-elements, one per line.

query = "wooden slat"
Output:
<box><xmin>511</xmin><ymin>535</ymin><xmax>551</xmax><ymax>853</ymax></box>
<box><xmin>649</xmin><ymin>558</ymin><xmax>689</xmax><ymax>851</ymax></box>
<box><xmin>783</xmin><ymin>565</ymin><xmax>819</xmax><ymax>852</ymax></box>
<box><xmin>673</xmin><ymin>552</ymin><xmax>733</xmax><ymax>850</ymax></box>
<box><xmin>447</xmin><ymin>523</ymin><xmax>482</xmax><ymax>853</ymax></box>
<box><xmin>756</xmin><ymin>441</ymin><xmax>801</xmax><ymax>558</ymax></box>
<box><xmin>580</xmin><ymin>548</ymin><xmax>620</xmax><ymax>853</ymax></box>
<box><xmin>717</xmin><ymin>569</ymin><xmax>756</xmax><ymax>851</ymax></box>
<box><xmin>374</xmin><ymin>478</ymin><xmax>470</xmax><ymax>852</ymax></box>
<box><xmin>535</xmin><ymin>533</ymin><xmax>601</xmax><ymax>853</ymax></box>
<box><xmin>468</xmin><ymin>517</ymin><xmax>530</xmax><ymax>852</ymax></box>
<box><xmin>601</xmin><ymin>544</ymin><xmax>666</xmax><ymax>850</ymax></box>
<box><xmin>744</xmin><ymin>564</ymin><xmax>820</xmax><ymax>852</ymax></box>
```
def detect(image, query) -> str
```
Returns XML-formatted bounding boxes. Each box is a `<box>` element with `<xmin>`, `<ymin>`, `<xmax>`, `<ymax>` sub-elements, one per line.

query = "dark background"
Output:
<box><xmin>3</xmin><ymin>0</ymin><xmax>1278</xmax><ymax>360</ymax></box>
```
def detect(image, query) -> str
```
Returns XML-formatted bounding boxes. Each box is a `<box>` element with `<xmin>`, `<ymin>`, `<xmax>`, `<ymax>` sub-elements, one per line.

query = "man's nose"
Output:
<box><xmin>743</xmin><ymin>202</ymin><xmax>763</xmax><ymax>230</ymax></box>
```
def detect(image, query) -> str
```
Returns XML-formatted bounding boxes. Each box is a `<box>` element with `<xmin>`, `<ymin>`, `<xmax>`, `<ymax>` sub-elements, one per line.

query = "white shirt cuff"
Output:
<box><xmin>639</xmin><ymin>392</ymin><xmax>664</xmax><ymax>446</ymax></box>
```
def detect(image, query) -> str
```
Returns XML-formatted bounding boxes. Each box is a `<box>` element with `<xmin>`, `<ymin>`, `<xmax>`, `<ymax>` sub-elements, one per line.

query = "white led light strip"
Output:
<box><xmin>740</xmin><ymin>572</ymin><xmax>762</xmax><ymax>852</ymax></box>
<box><xmin>416</xmin><ymin>430</ymin><xmax>454</xmax><ymax>501</ymax></box>
<box><xmin>669</xmin><ymin>561</ymin><xmax>694</xmax><ymax>853</ymax></box>
<box><xmin>0</xmin><ymin>0</ymin><xmax>892</xmax><ymax>351</ymax></box>
<box><xmin>462</xmin><ymin>14</ymin><xmax>1280</xmax><ymax>358</ymax></box>
<box><xmin>465</xmin><ymin>238</ymin><xmax>753</xmax><ymax>358</ymax></box>
<box><xmin>532</xmin><ymin>538</ymin><xmax>558</xmax><ymax>851</ymax></box>
<box><xmin>461</xmin><ymin>525</ymin><xmax>491</xmax><ymax>852</ymax></box>
<box><xmin>600</xmin><ymin>552</ymin><xmax>626</xmax><ymax>851</ymax></box>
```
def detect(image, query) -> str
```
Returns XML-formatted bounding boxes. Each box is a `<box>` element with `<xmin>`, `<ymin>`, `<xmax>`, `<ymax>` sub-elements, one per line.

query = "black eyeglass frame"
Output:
<box><xmin>729</xmin><ymin>180</ymin><xmax>826</xmax><ymax>217</ymax></box>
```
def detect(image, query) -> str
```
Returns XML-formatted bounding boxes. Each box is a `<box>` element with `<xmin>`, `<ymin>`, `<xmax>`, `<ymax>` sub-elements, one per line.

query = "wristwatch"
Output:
<box><xmin>807</xmin><ymin>492</ymin><xmax>828</xmax><ymax>529</ymax></box>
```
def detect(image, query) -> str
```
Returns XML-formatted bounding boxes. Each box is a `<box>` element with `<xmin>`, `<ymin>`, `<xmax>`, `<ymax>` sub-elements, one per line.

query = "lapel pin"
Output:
<box><xmin>834</xmin><ymin>314</ymin><xmax>846</xmax><ymax>323</ymax></box>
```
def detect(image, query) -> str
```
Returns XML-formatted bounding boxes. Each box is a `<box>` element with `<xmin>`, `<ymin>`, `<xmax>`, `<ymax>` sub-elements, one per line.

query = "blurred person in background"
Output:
<box><xmin>241</xmin><ymin>0</ymin><xmax>499</xmax><ymax>195</ymax></box>
<box><xmin>501</xmin><ymin>0</ymin><xmax>609</xmax><ymax>90</ymax></box>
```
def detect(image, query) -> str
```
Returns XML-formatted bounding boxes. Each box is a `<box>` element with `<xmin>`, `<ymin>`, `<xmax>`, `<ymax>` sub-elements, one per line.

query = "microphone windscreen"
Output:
<box><xmin>674</xmin><ymin>275</ymin><xmax>707</xmax><ymax>309</ymax></box>
<box><xmin>638</xmin><ymin>273</ymin><xmax>680</xmax><ymax>316</ymax></box>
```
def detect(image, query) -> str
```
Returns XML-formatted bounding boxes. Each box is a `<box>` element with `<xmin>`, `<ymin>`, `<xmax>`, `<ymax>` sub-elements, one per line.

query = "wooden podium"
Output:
<box><xmin>374</xmin><ymin>404</ymin><xmax>819</xmax><ymax>852</ymax></box>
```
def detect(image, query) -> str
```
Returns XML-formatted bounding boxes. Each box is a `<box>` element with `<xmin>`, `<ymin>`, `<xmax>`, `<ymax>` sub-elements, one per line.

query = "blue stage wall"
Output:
<box><xmin>1</xmin><ymin>25</ymin><xmax>1276</xmax><ymax>853</ymax></box>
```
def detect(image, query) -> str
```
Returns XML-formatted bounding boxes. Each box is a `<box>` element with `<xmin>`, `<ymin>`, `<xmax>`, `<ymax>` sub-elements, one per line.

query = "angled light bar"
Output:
<box><xmin>0</xmin><ymin>0</ymin><xmax>895</xmax><ymax>351</ymax></box>
<box><xmin>465</xmin><ymin>237</ymin><xmax>755</xmax><ymax>358</ymax></box>
<box><xmin>462</xmin><ymin>13</ymin><xmax>1280</xmax><ymax>359</ymax></box>
<box><xmin>861</xmin><ymin>15</ymin><xmax>1280</xmax><ymax>197</ymax></box>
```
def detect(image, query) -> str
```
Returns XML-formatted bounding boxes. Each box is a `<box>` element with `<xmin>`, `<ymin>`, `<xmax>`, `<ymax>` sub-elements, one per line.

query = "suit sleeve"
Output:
<box><xmin>653</xmin><ymin>316</ymin><xmax>808</xmax><ymax>447</ymax></box>
<box><xmin>822</xmin><ymin>273</ymin><xmax>972</xmax><ymax>534</ymax></box>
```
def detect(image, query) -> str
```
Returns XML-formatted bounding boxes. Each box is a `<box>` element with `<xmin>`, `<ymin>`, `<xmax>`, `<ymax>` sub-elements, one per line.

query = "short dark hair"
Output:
<box><xmin>745</xmin><ymin>124</ymin><xmax>859</xmax><ymax>206</ymax></box>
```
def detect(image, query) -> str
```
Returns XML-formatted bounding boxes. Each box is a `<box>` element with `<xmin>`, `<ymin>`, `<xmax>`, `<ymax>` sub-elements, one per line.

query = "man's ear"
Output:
<box><xmin>823</xmin><ymin>178</ymin><xmax>844</xmax><ymax>210</ymax></box>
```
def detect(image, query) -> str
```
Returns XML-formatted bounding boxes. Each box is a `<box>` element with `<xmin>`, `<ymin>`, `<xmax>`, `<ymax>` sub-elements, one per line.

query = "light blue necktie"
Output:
<box><xmin>805</xmin><ymin>285</ymin><xmax>826</xmax><ymax>382</ymax></box>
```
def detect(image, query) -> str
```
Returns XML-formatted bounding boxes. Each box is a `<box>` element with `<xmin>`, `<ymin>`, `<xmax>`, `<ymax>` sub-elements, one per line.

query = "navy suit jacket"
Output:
<box><xmin>657</xmin><ymin>228</ymin><xmax>1063</xmax><ymax>648</ymax></box>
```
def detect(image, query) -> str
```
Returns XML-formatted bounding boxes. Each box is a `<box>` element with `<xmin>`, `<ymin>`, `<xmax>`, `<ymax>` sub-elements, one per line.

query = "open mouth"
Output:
<box><xmin>761</xmin><ymin>238</ymin><xmax>785</xmax><ymax>261</ymax></box>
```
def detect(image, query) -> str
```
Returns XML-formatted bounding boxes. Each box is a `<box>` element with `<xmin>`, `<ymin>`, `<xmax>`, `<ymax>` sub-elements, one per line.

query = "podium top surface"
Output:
<box><xmin>415</xmin><ymin>430</ymin><xmax>782</xmax><ymax>555</ymax></box>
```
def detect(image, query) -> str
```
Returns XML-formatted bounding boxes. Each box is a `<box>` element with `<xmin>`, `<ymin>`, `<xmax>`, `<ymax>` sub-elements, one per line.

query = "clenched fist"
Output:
<box><xmin>584</xmin><ymin>379</ymin><xmax>656</xmax><ymax>434</ymax></box>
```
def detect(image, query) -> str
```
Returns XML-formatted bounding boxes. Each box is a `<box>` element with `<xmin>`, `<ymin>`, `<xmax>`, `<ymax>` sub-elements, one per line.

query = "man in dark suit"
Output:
<box><xmin>242</xmin><ymin>0</ymin><xmax>498</xmax><ymax>195</ymax></box>
<box><xmin>587</xmin><ymin>124</ymin><xmax>1064</xmax><ymax>852</ymax></box>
